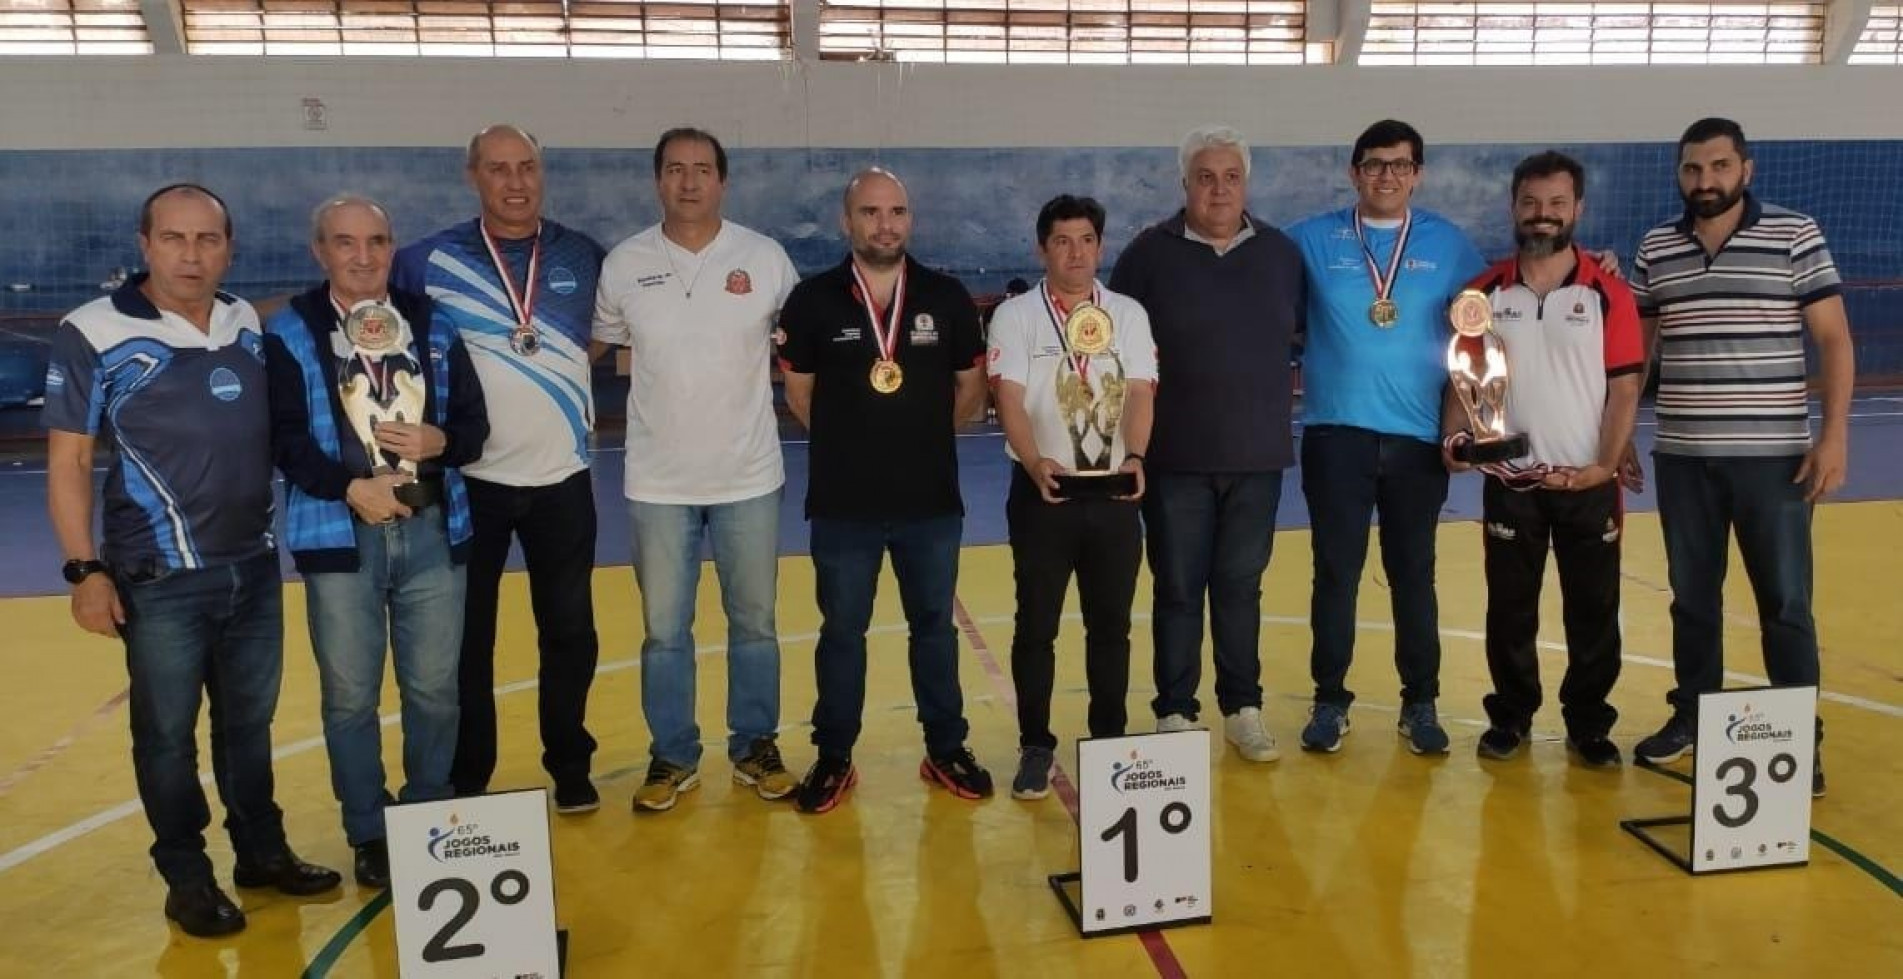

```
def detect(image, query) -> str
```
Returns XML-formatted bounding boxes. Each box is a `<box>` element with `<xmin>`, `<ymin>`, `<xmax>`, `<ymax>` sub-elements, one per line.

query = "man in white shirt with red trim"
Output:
<box><xmin>988</xmin><ymin>194</ymin><xmax>1156</xmax><ymax>801</ymax></box>
<box><xmin>592</xmin><ymin>127</ymin><xmax>801</xmax><ymax>812</ymax></box>
<box><xmin>1450</xmin><ymin>151</ymin><xmax>1643</xmax><ymax>768</ymax></box>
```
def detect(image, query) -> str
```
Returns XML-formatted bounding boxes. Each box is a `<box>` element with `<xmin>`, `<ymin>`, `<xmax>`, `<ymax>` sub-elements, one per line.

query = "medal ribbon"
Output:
<box><xmin>849</xmin><ymin>261</ymin><xmax>906</xmax><ymax>364</ymax></box>
<box><xmin>1353</xmin><ymin>209</ymin><xmax>1413</xmax><ymax>307</ymax></box>
<box><xmin>1041</xmin><ymin>280</ymin><xmax>1102</xmax><ymax>382</ymax></box>
<box><xmin>479</xmin><ymin>220</ymin><xmax>542</xmax><ymax>338</ymax></box>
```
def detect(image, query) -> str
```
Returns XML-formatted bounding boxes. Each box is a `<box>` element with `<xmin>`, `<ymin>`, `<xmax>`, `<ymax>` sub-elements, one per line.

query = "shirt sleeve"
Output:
<box><xmin>1118</xmin><ymin>301</ymin><xmax>1159</xmax><ymax>382</ymax></box>
<box><xmin>1629</xmin><ymin>239</ymin><xmax>1656</xmax><ymax>317</ymax></box>
<box><xmin>987</xmin><ymin>299</ymin><xmax>1030</xmax><ymax>386</ymax></box>
<box><xmin>1599</xmin><ymin>280</ymin><xmax>1646</xmax><ymax>376</ymax></box>
<box><xmin>39</xmin><ymin>321</ymin><xmax>104</xmax><ymax>436</ymax></box>
<box><xmin>1790</xmin><ymin>217</ymin><xmax>1843</xmax><ymax>306</ymax></box>
<box><xmin>1450</xmin><ymin>228</ymin><xmax>1490</xmax><ymax>297</ymax></box>
<box><xmin>772</xmin><ymin>244</ymin><xmax>800</xmax><ymax>310</ymax></box>
<box><xmin>591</xmin><ymin>249</ymin><xmax>632</xmax><ymax>346</ymax></box>
<box><xmin>776</xmin><ymin>282</ymin><xmax>820</xmax><ymax>375</ymax></box>
<box><xmin>944</xmin><ymin>280</ymin><xmax>986</xmax><ymax>371</ymax></box>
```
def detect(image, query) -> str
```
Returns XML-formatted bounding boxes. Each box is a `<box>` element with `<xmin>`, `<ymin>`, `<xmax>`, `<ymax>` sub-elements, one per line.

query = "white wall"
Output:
<box><xmin>3</xmin><ymin>58</ymin><xmax>1900</xmax><ymax>151</ymax></box>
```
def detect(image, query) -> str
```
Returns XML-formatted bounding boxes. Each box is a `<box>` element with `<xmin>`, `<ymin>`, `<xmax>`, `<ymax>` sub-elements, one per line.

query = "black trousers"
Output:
<box><xmin>1006</xmin><ymin>468</ymin><xmax>1142</xmax><ymax>750</ymax></box>
<box><xmin>452</xmin><ymin>469</ymin><xmax>600</xmax><ymax>793</ymax></box>
<box><xmin>1481</xmin><ymin>477</ymin><xmax>1623</xmax><ymax>739</ymax></box>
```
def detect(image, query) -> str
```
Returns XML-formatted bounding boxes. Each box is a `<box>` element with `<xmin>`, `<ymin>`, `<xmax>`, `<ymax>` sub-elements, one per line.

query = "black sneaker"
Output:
<box><xmin>1634</xmin><ymin>713</ymin><xmax>1696</xmax><ymax>765</ymax></box>
<box><xmin>1813</xmin><ymin>751</ymin><xmax>1827</xmax><ymax>799</ymax></box>
<box><xmin>554</xmin><ymin>776</ymin><xmax>600</xmax><ymax>814</ymax></box>
<box><xmin>1011</xmin><ymin>746</ymin><xmax>1054</xmax><ymax>801</ymax></box>
<box><xmin>232</xmin><ymin>849</ymin><xmax>342</xmax><ymax>896</ymax></box>
<box><xmin>920</xmin><ymin>746</ymin><xmax>994</xmax><ymax>800</ymax></box>
<box><xmin>353</xmin><ymin>839</ymin><xmax>390</xmax><ymax>889</ymax></box>
<box><xmin>164</xmin><ymin>880</ymin><xmax>246</xmax><ymax>938</ymax></box>
<box><xmin>795</xmin><ymin>755</ymin><xmax>857</xmax><ymax>815</ymax></box>
<box><xmin>1568</xmin><ymin>735</ymin><xmax>1623</xmax><ymax>768</ymax></box>
<box><xmin>1476</xmin><ymin>726</ymin><xmax>1527</xmax><ymax>760</ymax></box>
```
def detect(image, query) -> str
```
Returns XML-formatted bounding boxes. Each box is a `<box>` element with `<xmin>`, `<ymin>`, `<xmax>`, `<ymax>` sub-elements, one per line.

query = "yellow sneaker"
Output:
<box><xmin>631</xmin><ymin>760</ymin><xmax>700</xmax><ymax>812</ymax></box>
<box><xmin>733</xmin><ymin>737</ymin><xmax>797</xmax><ymax>801</ymax></box>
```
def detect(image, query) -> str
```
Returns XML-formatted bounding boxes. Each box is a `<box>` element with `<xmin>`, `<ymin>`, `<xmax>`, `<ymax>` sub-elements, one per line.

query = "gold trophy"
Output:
<box><xmin>1051</xmin><ymin>303</ymin><xmax>1137</xmax><ymax>499</ymax></box>
<box><xmin>1445</xmin><ymin>289</ymin><xmax>1529</xmax><ymax>464</ymax></box>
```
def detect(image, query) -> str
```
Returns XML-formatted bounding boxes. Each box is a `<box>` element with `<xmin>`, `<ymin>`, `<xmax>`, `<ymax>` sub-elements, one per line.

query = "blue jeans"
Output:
<box><xmin>629</xmin><ymin>491</ymin><xmax>782</xmax><ymax>768</ymax></box>
<box><xmin>808</xmin><ymin>514</ymin><xmax>968</xmax><ymax>759</ymax></box>
<box><xmin>117</xmin><ymin>551</ymin><xmax>289</xmax><ymax>887</ymax></box>
<box><xmin>1654</xmin><ymin>453</ymin><xmax>1819</xmax><ymax>717</ymax></box>
<box><xmin>305</xmin><ymin>514</ymin><xmax>464</xmax><ymax>846</ymax></box>
<box><xmin>1143</xmin><ymin>471</ymin><xmax>1284</xmax><ymax>719</ymax></box>
<box><xmin>1301</xmin><ymin>426</ymin><xmax>1449</xmax><ymax>708</ymax></box>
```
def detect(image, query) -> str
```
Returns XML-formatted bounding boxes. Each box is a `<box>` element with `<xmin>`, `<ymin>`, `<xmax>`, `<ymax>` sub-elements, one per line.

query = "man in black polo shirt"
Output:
<box><xmin>1108</xmin><ymin>126</ymin><xmax>1305</xmax><ymax>762</ymax></box>
<box><xmin>776</xmin><ymin>168</ymin><xmax>992</xmax><ymax>814</ymax></box>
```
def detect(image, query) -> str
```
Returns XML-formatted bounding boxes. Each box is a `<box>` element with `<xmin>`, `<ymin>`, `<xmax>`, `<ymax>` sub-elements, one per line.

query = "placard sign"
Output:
<box><xmin>1690</xmin><ymin>686</ymin><xmax>1816</xmax><ymax>873</ymax></box>
<box><xmin>1050</xmin><ymin>730</ymin><xmax>1211</xmax><ymax>936</ymax></box>
<box><xmin>386</xmin><ymin>789</ymin><xmax>561</xmax><ymax>977</ymax></box>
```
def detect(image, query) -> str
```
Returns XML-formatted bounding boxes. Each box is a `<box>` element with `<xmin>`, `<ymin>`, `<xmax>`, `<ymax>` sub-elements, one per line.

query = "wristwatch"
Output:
<box><xmin>62</xmin><ymin>558</ymin><xmax>109</xmax><ymax>585</ymax></box>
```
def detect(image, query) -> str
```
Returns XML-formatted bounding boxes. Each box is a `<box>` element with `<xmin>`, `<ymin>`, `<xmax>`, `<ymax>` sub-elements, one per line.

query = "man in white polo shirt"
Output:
<box><xmin>988</xmin><ymin>194</ymin><xmax>1155</xmax><ymax>801</ymax></box>
<box><xmin>592</xmin><ymin>127</ymin><xmax>801</xmax><ymax>812</ymax></box>
<box><xmin>1452</xmin><ymin>151</ymin><xmax>1643</xmax><ymax>769</ymax></box>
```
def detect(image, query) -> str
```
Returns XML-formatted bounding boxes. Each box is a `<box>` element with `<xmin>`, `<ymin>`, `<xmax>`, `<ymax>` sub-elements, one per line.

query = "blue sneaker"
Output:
<box><xmin>1398</xmin><ymin>702</ymin><xmax>1451</xmax><ymax>755</ymax></box>
<box><xmin>1301</xmin><ymin>703</ymin><xmax>1351</xmax><ymax>752</ymax></box>
<box><xmin>1635</xmin><ymin>713</ymin><xmax>1695</xmax><ymax>765</ymax></box>
<box><xmin>1011</xmin><ymin>746</ymin><xmax>1054</xmax><ymax>801</ymax></box>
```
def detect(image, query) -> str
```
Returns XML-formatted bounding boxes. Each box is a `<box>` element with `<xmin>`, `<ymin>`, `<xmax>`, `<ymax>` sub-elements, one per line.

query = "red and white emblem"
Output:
<box><xmin>726</xmin><ymin>269</ymin><xmax>753</xmax><ymax>295</ymax></box>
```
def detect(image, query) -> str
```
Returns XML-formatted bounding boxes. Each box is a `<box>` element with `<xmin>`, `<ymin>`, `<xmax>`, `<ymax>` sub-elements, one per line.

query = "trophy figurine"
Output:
<box><xmin>1445</xmin><ymin>289</ymin><xmax>1529</xmax><ymax>464</ymax></box>
<box><xmin>336</xmin><ymin>300</ymin><xmax>431</xmax><ymax>507</ymax></box>
<box><xmin>1051</xmin><ymin>302</ymin><xmax>1138</xmax><ymax>499</ymax></box>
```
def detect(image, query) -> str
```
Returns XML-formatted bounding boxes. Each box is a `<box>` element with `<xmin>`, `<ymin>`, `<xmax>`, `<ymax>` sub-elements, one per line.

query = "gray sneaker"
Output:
<box><xmin>1011</xmin><ymin>747</ymin><xmax>1054</xmax><ymax>801</ymax></box>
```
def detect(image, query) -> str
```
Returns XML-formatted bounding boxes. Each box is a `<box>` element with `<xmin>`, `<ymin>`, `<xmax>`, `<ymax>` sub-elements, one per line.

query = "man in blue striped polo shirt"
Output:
<box><xmin>1627</xmin><ymin>118</ymin><xmax>1854</xmax><ymax>797</ymax></box>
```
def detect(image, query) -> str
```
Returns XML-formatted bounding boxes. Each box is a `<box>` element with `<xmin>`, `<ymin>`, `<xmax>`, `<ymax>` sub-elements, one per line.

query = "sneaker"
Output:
<box><xmin>1567</xmin><ymin>735</ymin><xmax>1623</xmax><ymax>768</ymax></box>
<box><xmin>1812</xmin><ymin>750</ymin><xmax>1826</xmax><ymax>799</ymax></box>
<box><xmin>1156</xmin><ymin>713</ymin><xmax>1196</xmax><ymax>734</ymax></box>
<box><xmin>164</xmin><ymin>880</ymin><xmax>246</xmax><ymax>938</ymax></box>
<box><xmin>553</xmin><ymin>776</ymin><xmax>600</xmax><ymax>814</ymax></box>
<box><xmin>1476</xmin><ymin>725</ymin><xmax>1526</xmax><ymax>760</ymax></box>
<box><xmin>733</xmin><ymin>736</ymin><xmax>798</xmax><ymax>801</ymax></box>
<box><xmin>1223</xmin><ymin>707</ymin><xmax>1281</xmax><ymax>762</ymax></box>
<box><xmin>1634</xmin><ymin>713</ymin><xmax>1696</xmax><ymax>765</ymax></box>
<box><xmin>920</xmin><ymin>746</ymin><xmax>995</xmax><ymax>800</ymax></box>
<box><xmin>795</xmin><ymin>755</ymin><xmax>858</xmax><ymax>814</ymax></box>
<box><xmin>1301</xmin><ymin>703</ymin><xmax>1351</xmax><ymax>753</ymax></box>
<box><xmin>631</xmin><ymin>760</ymin><xmax>700</xmax><ymax>812</ymax></box>
<box><xmin>1397</xmin><ymin>702</ymin><xmax>1451</xmax><ymax>755</ymax></box>
<box><xmin>1011</xmin><ymin>747</ymin><xmax>1055</xmax><ymax>801</ymax></box>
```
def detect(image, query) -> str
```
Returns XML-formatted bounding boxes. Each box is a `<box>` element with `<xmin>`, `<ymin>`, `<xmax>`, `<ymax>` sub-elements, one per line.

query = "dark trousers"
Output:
<box><xmin>1301</xmin><ymin>425</ymin><xmax>1449</xmax><ymax>708</ymax></box>
<box><xmin>1481</xmin><ymin>477</ymin><xmax>1623</xmax><ymax>738</ymax></box>
<box><xmin>1654</xmin><ymin>453</ymin><xmax>1819</xmax><ymax>719</ymax></box>
<box><xmin>453</xmin><ymin>469</ymin><xmax>600</xmax><ymax>793</ymax></box>
<box><xmin>117</xmin><ymin>552</ymin><xmax>290</xmax><ymax>886</ymax></box>
<box><xmin>1143</xmin><ymin>470</ymin><xmax>1283</xmax><ymax>720</ymax></box>
<box><xmin>808</xmin><ymin>514</ymin><xmax>968</xmax><ymax>759</ymax></box>
<box><xmin>1006</xmin><ymin>468</ymin><xmax>1142</xmax><ymax>750</ymax></box>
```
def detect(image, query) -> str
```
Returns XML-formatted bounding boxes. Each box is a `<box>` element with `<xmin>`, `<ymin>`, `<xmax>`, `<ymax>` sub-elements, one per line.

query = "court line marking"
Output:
<box><xmin>0</xmin><ymin>686</ymin><xmax>128</xmax><ymax>798</ymax></box>
<box><xmin>301</xmin><ymin>890</ymin><xmax>392</xmax><ymax>979</ymax></box>
<box><xmin>952</xmin><ymin>598</ymin><xmax>1188</xmax><ymax>979</ymax></box>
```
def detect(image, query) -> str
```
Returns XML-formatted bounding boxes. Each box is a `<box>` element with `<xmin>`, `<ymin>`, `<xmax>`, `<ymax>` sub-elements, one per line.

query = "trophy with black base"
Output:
<box><xmin>1445</xmin><ymin>289</ymin><xmax>1529</xmax><ymax>465</ymax></box>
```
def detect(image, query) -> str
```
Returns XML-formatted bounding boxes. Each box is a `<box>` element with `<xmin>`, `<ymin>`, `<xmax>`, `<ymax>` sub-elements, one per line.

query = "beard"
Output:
<box><xmin>852</xmin><ymin>241</ymin><xmax>905</xmax><ymax>269</ymax></box>
<box><xmin>1682</xmin><ymin>184</ymin><xmax>1745</xmax><ymax>219</ymax></box>
<box><xmin>1515</xmin><ymin>221</ymin><xmax>1574</xmax><ymax>259</ymax></box>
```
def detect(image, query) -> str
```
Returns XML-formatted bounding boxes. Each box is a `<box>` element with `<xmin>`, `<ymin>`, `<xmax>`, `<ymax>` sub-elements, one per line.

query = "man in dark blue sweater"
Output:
<box><xmin>1108</xmin><ymin>125</ymin><xmax>1306</xmax><ymax>763</ymax></box>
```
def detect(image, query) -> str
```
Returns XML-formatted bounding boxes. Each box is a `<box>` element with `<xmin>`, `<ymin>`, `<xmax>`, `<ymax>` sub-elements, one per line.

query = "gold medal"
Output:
<box><xmin>869</xmin><ymin>358</ymin><xmax>904</xmax><ymax>394</ymax></box>
<box><xmin>1369</xmin><ymin>298</ymin><xmax>1399</xmax><ymax>328</ymax></box>
<box><xmin>1449</xmin><ymin>288</ymin><xmax>1493</xmax><ymax>338</ymax></box>
<box><xmin>1064</xmin><ymin>303</ymin><xmax>1114</xmax><ymax>356</ymax></box>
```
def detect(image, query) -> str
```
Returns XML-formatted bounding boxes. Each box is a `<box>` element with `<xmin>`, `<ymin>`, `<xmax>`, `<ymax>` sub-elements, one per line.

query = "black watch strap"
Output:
<box><xmin>62</xmin><ymin>558</ymin><xmax>109</xmax><ymax>585</ymax></box>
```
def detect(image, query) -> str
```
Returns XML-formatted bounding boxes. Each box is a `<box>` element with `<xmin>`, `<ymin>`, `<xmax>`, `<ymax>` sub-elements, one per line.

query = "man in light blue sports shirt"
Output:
<box><xmin>1288</xmin><ymin>120</ymin><xmax>1487</xmax><ymax>756</ymax></box>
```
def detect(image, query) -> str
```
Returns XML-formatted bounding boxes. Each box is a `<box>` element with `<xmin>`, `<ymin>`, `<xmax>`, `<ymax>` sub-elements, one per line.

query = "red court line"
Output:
<box><xmin>951</xmin><ymin>597</ymin><xmax>1188</xmax><ymax>979</ymax></box>
<box><xmin>0</xmin><ymin>686</ymin><xmax>129</xmax><ymax>798</ymax></box>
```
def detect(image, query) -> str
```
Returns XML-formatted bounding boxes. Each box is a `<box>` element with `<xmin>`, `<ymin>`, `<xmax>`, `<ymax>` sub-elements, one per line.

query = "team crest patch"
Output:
<box><xmin>208</xmin><ymin>367</ymin><xmax>244</xmax><ymax>402</ymax></box>
<box><xmin>1573</xmin><ymin>301</ymin><xmax>1587</xmax><ymax>315</ymax></box>
<box><xmin>726</xmin><ymin>270</ymin><xmax>753</xmax><ymax>295</ymax></box>
<box><xmin>547</xmin><ymin>267</ymin><xmax>580</xmax><ymax>296</ymax></box>
<box><xmin>910</xmin><ymin>313</ymin><xmax>939</xmax><ymax>346</ymax></box>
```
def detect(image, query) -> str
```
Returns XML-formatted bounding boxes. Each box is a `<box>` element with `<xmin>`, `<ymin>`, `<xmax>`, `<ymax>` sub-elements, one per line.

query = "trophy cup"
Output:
<box><xmin>1050</xmin><ymin>303</ymin><xmax>1139</xmax><ymax>499</ymax></box>
<box><xmin>1445</xmin><ymin>289</ymin><xmax>1529</xmax><ymax>464</ymax></box>
<box><xmin>337</xmin><ymin>300</ymin><xmax>432</xmax><ymax>507</ymax></box>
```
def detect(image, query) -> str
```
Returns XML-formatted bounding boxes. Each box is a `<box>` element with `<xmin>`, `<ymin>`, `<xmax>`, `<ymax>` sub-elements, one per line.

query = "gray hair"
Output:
<box><xmin>1179</xmin><ymin>125</ymin><xmax>1252</xmax><ymax>182</ymax></box>
<box><xmin>466</xmin><ymin>123</ymin><xmax>543</xmax><ymax>171</ymax></box>
<box><xmin>310</xmin><ymin>194</ymin><xmax>393</xmax><ymax>243</ymax></box>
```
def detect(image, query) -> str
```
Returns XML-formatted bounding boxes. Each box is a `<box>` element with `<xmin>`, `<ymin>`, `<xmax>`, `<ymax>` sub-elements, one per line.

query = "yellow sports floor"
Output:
<box><xmin>1</xmin><ymin>505</ymin><xmax>1898</xmax><ymax>977</ymax></box>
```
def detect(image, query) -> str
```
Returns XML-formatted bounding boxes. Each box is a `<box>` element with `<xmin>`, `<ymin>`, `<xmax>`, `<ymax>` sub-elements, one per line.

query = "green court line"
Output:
<box><xmin>301</xmin><ymin>890</ymin><xmax>392</xmax><ymax>979</ymax></box>
<box><xmin>1635</xmin><ymin>762</ymin><xmax>1903</xmax><ymax>898</ymax></box>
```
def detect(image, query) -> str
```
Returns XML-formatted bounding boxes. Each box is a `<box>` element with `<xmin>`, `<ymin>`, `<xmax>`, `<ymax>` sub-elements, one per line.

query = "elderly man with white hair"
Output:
<box><xmin>1108</xmin><ymin>125</ymin><xmax>1306</xmax><ymax>763</ymax></box>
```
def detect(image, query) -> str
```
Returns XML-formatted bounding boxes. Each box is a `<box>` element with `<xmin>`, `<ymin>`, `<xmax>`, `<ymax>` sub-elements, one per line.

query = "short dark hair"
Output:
<box><xmin>653</xmin><ymin>127</ymin><xmax>728</xmax><ymax>181</ymax></box>
<box><xmin>1511</xmin><ymin>151</ymin><xmax>1586</xmax><ymax>200</ymax></box>
<box><xmin>1352</xmin><ymin>119</ymin><xmax>1425</xmax><ymax>166</ymax></box>
<box><xmin>1678</xmin><ymin>117</ymin><xmax>1751</xmax><ymax>163</ymax></box>
<box><xmin>139</xmin><ymin>183</ymin><xmax>232</xmax><ymax>238</ymax></box>
<box><xmin>1035</xmin><ymin>194</ymin><xmax>1107</xmax><ymax>245</ymax></box>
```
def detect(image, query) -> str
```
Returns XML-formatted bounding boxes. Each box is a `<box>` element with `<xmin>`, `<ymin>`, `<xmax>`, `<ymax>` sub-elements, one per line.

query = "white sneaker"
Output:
<box><xmin>1223</xmin><ymin>707</ymin><xmax>1281</xmax><ymax>762</ymax></box>
<box><xmin>1156</xmin><ymin>713</ymin><xmax>1196</xmax><ymax>734</ymax></box>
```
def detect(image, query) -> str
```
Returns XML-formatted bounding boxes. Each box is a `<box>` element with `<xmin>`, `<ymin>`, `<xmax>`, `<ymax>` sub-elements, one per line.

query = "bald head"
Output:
<box><xmin>840</xmin><ymin>168</ymin><xmax>912</xmax><ymax>270</ymax></box>
<box><xmin>465</xmin><ymin>124</ymin><xmax>545</xmax><ymax>238</ymax></box>
<box><xmin>140</xmin><ymin>183</ymin><xmax>232</xmax><ymax>239</ymax></box>
<box><xmin>841</xmin><ymin>167</ymin><xmax>907</xmax><ymax>215</ymax></box>
<box><xmin>466</xmin><ymin>124</ymin><xmax>542</xmax><ymax>171</ymax></box>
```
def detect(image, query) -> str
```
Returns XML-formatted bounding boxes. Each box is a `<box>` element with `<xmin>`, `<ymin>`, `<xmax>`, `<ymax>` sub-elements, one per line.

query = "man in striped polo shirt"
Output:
<box><xmin>1627</xmin><ymin>118</ymin><xmax>1854</xmax><ymax>796</ymax></box>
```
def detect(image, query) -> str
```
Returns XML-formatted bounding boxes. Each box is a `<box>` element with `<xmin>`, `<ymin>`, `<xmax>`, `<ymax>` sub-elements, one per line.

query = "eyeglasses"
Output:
<box><xmin>1356</xmin><ymin>159</ymin><xmax>1419</xmax><ymax>178</ymax></box>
